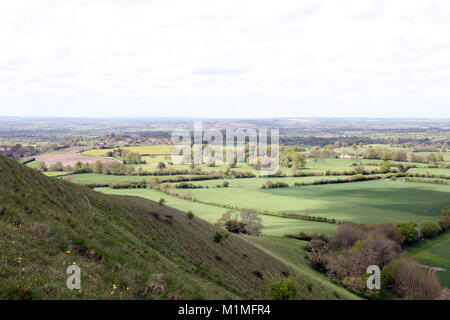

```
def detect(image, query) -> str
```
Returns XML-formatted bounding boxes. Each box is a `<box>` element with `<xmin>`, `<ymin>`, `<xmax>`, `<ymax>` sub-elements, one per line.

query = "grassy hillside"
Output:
<box><xmin>0</xmin><ymin>155</ymin><xmax>355</xmax><ymax>299</ymax></box>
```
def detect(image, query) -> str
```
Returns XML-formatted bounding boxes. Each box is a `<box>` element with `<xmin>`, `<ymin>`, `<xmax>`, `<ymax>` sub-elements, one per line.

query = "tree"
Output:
<box><xmin>49</xmin><ymin>161</ymin><xmax>64</xmax><ymax>172</ymax></box>
<box><xmin>419</xmin><ymin>221</ymin><xmax>438</xmax><ymax>239</ymax></box>
<box><xmin>124</xmin><ymin>152</ymin><xmax>142</xmax><ymax>164</ymax></box>
<box><xmin>293</xmin><ymin>153</ymin><xmax>307</xmax><ymax>169</ymax></box>
<box><xmin>158</xmin><ymin>162</ymin><xmax>166</xmax><ymax>169</ymax></box>
<box><xmin>381</xmin><ymin>258</ymin><xmax>443</xmax><ymax>299</ymax></box>
<box><xmin>38</xmin><ymin>161</ymin><xmax>47</xmax><ymax>172</ymax></box>
<box><xmin>380</xmin><ymin>161</ymin><xmax>391</xmax><ymax>173</ymax></box>
<box><xmin>92</xmin><ymin>160</ymin><xmax>103</xmax><ymax>173</ymax></box>
<box><xmin>396</xmin><ymin>222</ymin><xmax>418</xmax><ymax>244</ymax></box>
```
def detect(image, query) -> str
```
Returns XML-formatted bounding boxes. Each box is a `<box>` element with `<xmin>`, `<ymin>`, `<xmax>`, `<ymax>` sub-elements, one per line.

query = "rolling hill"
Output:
<box><xmin>0</xmin><ymin>155</ymin><xmax>357</xmax><ymax>299</ymax></box>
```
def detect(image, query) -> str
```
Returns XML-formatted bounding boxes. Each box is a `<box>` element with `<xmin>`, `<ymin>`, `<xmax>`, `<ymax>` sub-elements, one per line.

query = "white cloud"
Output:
<box><xmin>0</xmin><ymin>0</ymin><xmax>449</xmax><ymax>118</ymax></box>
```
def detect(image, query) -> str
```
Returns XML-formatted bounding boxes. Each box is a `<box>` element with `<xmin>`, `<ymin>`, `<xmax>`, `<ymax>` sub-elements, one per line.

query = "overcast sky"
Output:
<box><xmin>1</xmin><ymin>0</ymin><xmax>450</xmax><ymax>118</ymax></box>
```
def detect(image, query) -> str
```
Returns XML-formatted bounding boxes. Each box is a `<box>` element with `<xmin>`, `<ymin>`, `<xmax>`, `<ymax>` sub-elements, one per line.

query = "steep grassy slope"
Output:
<box><xmin>0</xmin><ymin>155</ymin><xmax>355</xmax><ymax>299</ymax></box>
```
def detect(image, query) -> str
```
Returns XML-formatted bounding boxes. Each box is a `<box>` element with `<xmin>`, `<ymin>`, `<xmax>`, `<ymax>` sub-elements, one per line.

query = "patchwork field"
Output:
<box><xmin>174</xmin><ymin>175</ymin><xmax>355</xmax><ymax>189</ymax></box>
<box><xmin>97</xmin><ymin>187</ymin><xmax>338</xmax><ymax>236</ymax></box>
<box><xmin>187</xmin><ymin>179</ymin><xmax>450</xmax><ymax>224</ymax></box>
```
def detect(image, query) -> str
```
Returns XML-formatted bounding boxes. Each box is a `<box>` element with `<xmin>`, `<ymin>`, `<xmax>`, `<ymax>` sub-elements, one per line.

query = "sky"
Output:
<box><xmin>0</xmin><ymin>0</ymin><xmax>450</xmax><ymax>119</ymax></box>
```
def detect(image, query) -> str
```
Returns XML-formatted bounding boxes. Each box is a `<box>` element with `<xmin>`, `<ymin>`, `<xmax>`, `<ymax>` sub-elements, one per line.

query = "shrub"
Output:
<box><xmin>158</xmin><ymin>198</ymin><xmax>166</xmax><ymax>205</ymax></box>
<box><xmin>381</xmin><ymin>258</ymin><xmax>443</xmax><ymax>299</ymax></box>
<box><xmin>438</xmin><ymin>215</ymin><xmax>450</xmax><ymax>232</ymax></box>
<box><xmin>396</xmin><ymin>222</ymin><xmax>418</xmax><ymax>245</ymax></box>
<box><xmin>266</xmin><ymin>274</ymin><xmax>298</xmax><ymax>300</ymax></box>
<box><xmin>213</xmin><ymin>231</ymin><xmax>224</xmax><ymax>243</ymax></box>
<box><xmin>222</xmin><ymin>181</ymin><xmax>229</xmax><ymax>187</ymax></box>
<box><xmin>419</xmin><ymin>220</ymin><xmax>438</xmax><ymax>239</ymax></box>
<box><xmin>216</xmin><ymin>210</ymin><xmax>262</xmax><ymax>235</ymax></box>
<box><xmin>285</xmin><ymin>232</ymin><xmax>328</xmax><ymax>242</ymax></box>
<box><xmin>157</xmin><ymin>162</ymin><xmax>166</xmax><ymax>169</ymax></box>
<box><xmin>186</xmin><ymin>211</ymin><xmax>194</xmax><ymax>220</ymax></box>
<box><xmin>328</xmin><ymin>222</ymin><xmax>367</xmax><ymax>249</ymax></box>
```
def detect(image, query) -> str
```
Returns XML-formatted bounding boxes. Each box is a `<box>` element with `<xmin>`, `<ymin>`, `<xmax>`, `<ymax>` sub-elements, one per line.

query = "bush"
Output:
<box><xmin>438</xmin><ymin>215</ymin><xmax>450</xmax><ymax>232</ymax></box>
<box><xmin>381</xmin><ymin>258</ymin><xmax>443</xmax><ymax>299</ymax></box>
<box><xmin>285</xmin><ymin>232</ymin><xmax>328</xmax><ymax>242</ymax></box>
<box><xmin>213</xmin><ymin>231</ymin><xmax>224</xmax><ymax>243</ymax></box>
<box><xmin>158</xmin><ymin>198</ymin><xmax>166</xmax><ymax>205</ymax></box>
<box><xmin>419</xmin><ymin>220</ymin><xmax>438</xmax><ymax>239</ymax></box>
<box><xmin>216</xmin><ymin>210</ymin><xmax>262</xmax><ymax>235</ymax></box>
<box><xmin>263</xmin><ymin>180</ymin><xmax>289</xmax><ymax>189</ymax></box>
<box><xmin>186</xmin><ymin>211</ymin><xmax>194</xmax><ymax>220</ymax></box>
<box><xmin>266</xmin><ymin>274</ymin><xmax>298</xmax><ymax>300</ymax></box>
<box><xmin>396</xmin><ymin>222</ymin><xmax>418</xmax><ymax>245</ymax></box>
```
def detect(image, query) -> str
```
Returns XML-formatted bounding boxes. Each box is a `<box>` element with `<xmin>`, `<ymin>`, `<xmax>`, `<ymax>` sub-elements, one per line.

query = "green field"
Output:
<box><xmin>188</xmin><ymin>179</ymin><xmax>449</xmax><ymax>224</ymax></box>
<box><xmin>407</xmin><ymin>232</ymin><xmax>450</xmax><ymax>287</ymax></box>
<box><xmin>175</xmin><ymin>175</ymin><xmax>354</xmax><ymax>189</ymax></box>
<box><xmin>408</xmin><ymin>167</ymin><xmax>450</xmax><ymax>176</ymax></box>
<box><xmin>97</xmin><ymin>187</ymin><xmax>338</xmax><ymax>236</ymax></box>
<box><xmin>25</xmin><ymin>160</ymin><xmax>42</xmax><ymax>169</ymax></box>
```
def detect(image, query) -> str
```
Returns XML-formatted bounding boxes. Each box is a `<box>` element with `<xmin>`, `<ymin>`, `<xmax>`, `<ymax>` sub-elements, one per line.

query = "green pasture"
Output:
<box><xmin>96</xmin><ymin>187</ymin><xmax>337</xmax><ymax>236</ymax></box>
<box><xmin>407</xmin><ymin>232</ymin><xmax>450</xmax><ymax>287</ymax></box>
<box><xmin>174</xmin><ymin>175</ymin><xmax>352</xmax><ymax>189</ymax></box>
<box><xmin>188</xmin><ymin>179</ymin><xmax>450</xmax><ymax>224</ymax></box>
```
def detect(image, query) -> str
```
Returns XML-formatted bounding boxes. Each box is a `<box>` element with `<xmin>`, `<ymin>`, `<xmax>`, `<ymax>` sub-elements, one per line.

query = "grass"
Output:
<box><xmin>408</xmin><ymin>167</ymin><xmax>450</xmax><ymax>176</ymax></box>
<box><xmin>174</xmin><ymin>175</ymin><xmax>353</xmax><ymax>189</ymax></box>
<box><xmin>407</xmin><ymin>232</ymin><xmax>450</xmax><ymax>287</ymax></box>
<box><xmin>242</xmin><ymin>235</ymin><xmax>360</xmax><ymax>299</ymax></box>
<box><xmin>1</xmin><ymin>155</ymin><xmax>356</xmax><ymax>299</ymax></box>
<box><xmin>188</xmin><ymin>179</ymin><xmax>450</xmax><ymax>224</ymax></box>
<box><xmin>25</xmin><ymin>160</ymin><xmax>42</xmax><ymax>169</ymax></box>
<box><xmin>98</xmin><ymin>188</ymin><xmax>338</xmax><ymax>236</ymax></box>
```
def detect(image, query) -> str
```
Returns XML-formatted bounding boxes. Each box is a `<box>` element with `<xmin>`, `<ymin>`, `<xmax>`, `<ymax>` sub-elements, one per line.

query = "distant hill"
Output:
<box><xmin>0</xmin><ymin>155</ymin><xmax>357</xmax><ymax>299</ymax></box>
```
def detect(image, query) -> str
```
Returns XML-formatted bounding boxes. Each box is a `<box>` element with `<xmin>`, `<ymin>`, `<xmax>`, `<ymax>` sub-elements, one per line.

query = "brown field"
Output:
<box><xmin>34</xmin><ymin>153</ymin><xmax>116</xmax><ymax>166</ymax></box>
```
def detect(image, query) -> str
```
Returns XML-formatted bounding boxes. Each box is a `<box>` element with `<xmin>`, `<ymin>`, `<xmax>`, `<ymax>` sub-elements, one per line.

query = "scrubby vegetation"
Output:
<box><xmin>305</xmin><ymin>222</ymin><xmax>447</xmax><ymax>299</ymax></box>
